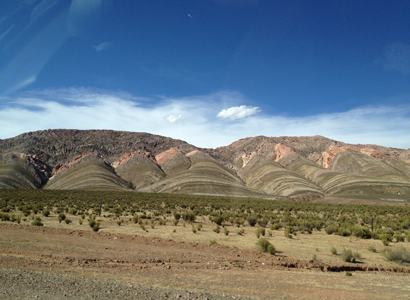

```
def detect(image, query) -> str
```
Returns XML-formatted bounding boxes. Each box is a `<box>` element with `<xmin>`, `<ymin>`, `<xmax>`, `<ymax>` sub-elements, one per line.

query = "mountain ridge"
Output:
<box><xmin>1</xmin><ymin>129</ymin><xmax>410</xmax><ymax>202</ymax></box>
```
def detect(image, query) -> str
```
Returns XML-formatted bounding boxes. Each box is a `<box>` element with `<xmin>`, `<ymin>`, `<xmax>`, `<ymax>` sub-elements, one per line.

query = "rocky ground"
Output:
<box><xmin>1</xmin><ymin>223</ymin><xmax>410</xmax><ymax>299</ymax></box>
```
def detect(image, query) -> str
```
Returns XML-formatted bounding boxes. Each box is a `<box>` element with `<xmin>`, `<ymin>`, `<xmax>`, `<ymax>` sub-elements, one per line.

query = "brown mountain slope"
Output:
<box><xmin>1</xmin><ymin>129</ymin><xmax>410</xmax><ymax>201</ymax></box>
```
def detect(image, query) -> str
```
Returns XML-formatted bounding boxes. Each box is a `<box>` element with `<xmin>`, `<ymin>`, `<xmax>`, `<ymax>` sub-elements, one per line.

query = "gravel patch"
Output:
<box><xmin>0</xmin><ymin>267</ymin><xmax>265</xmax><ymax>300</ymax></box>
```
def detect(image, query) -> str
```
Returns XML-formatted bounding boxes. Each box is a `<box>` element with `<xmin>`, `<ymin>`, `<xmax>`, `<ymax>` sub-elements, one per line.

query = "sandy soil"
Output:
<box><xmin>1</xmin><ymin>214</ymin><xmax>410</xmax><ymax>299</ymax></box>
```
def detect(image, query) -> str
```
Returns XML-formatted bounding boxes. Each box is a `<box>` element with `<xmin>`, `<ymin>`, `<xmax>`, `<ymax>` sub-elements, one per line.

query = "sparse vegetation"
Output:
<box><xmin>210</xmin><ymin>240</ymin><xmax>217</xmax><ymax>246</ymax></box>
<box><xmin>382</xmin><ymin>247</ymin><xmax>410</xmax><ymax>265</ymax></box>
<box><xmin>331</xmin><ymin>247</ymin><xmax>337</xmax><ymax>255</ymax></box>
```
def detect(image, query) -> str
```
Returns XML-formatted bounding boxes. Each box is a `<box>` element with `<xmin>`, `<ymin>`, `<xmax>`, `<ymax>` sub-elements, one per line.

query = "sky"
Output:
<box><xmin>0</xmin><ymin>0</ymin><xmax>410</xmax><ymax>149</ymax></box>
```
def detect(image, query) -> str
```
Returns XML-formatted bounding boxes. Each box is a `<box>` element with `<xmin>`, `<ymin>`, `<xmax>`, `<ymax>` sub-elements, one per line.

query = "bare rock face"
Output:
<box><xmin>322</xmin><ymin>146</ymin><xmax>354</xmax><ymax>169</ymax></box>
<box><xmin>274</xmin><ymin>143</ymin><xmax>297</xmax><ymax>162</ymax></box>
<box><xmin>156</xmin><ymin>148</ymin><xmax>191</xmax><ymax>176</ymax></box>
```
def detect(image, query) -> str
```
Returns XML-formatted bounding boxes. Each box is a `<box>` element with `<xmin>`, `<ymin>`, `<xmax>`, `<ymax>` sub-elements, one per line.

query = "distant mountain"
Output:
<box><xmin>1</xmin><ymin>129</ymin><xmax>410</xmax><ymax>201</ymax></box>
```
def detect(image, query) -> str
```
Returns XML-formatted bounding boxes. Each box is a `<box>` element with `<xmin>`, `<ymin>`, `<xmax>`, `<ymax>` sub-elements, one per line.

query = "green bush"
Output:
<box><xmin>352</xmin><ymin>226</ymin><xmax>372</xmax><ymax>239</ymax></box>
<box><xmin>65</xmin><ymin>218</ymin><xmax>72</xmax><ymax>224</ymax></box>
<box><xmin>213</xmin><ymin>225</ymin><xmax>220</xmax><ymax>233</ymax></box>
<box><xmin>255</xmin><ymin>227</ymin><xmax>265</xmax><ymax>238</ymax></box>
<box><xmin>210</xmin><ymin>240</ymin><xmax>217</xmax><ymax>246</ymax></box>
<box><xmin>31</xmin><ymin>217</ymin><xmax>43</xmax><ymax>226</ymax></box>
<box><xmin>173</xmin><ymin>219</ymin><xmax>179</xmax><ymax>226</ymax></box>
<box><xmin>285</xmin><ymin>226</ymin><xmax>294</xmax><ymax>238</ymax></box>
<box><xmin>247</xmin><ymin>215</ymin><xmax>257</xmax><ymax>227</ymax></box>
<box><xmin>256</xmin><ymin>238</ymin><xmax>275</xmax><ymax>255</ymax></box>
<box><xmin>341</xmin><ymin>248</ymin><xmax>361</xmax><ymax>263</ymax></box>
<box><xmin>132</xmin><ymin>215</ymin><xmax>139</xmax><ymax>223</ymax></box>
<box><xmin>58</xmin><ymin>213</ymin><xmax>66</xmax><ymax>223</ymax></box>
<box><xmin>224</xmin><ymin>227</ymin><xmax>229</xmax><ymax>235</ymax></box>
<box><xmin>383</xmin><ymin>247</ymin><xmax>410</xmax><ymax>265</ymax></box>
<box><xmin>173</xmin><ymin>212</ymin><xmax>181</xmax><ymax>220</ymax></box>
<box><xmin>212</xmin><ymin>215</ymin><xmax>224</xmax><ymax>225</ymax></box>
<box><xmin>0</xmin><ymin>213</ymin><xmax>10</xmax><ymax>221</ymax></box>
<box><xmin>331</xmin><ymin>247</ymin><xmax>337</xmax><ymax>255</ymax></box>
<box><xmin>42</xmin><ymin>210</ymin><xmax>50</xmax><ymax>217</ymax></box>
<box><xmin>197</xmin><ymin>223</ymin><xmax>203</xmax><ymax>231</ymax></box>
<box><xmin>394</xmin><ymin>233</ymin><xmax>405</xmax><ymax>242</ymax></box>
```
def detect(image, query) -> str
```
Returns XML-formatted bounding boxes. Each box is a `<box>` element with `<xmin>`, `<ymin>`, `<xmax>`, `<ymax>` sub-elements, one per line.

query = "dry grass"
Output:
<box><xmin>7</xmin><ymin>211</ymin><xmax>410</xmax><ymax>268</ymax></box>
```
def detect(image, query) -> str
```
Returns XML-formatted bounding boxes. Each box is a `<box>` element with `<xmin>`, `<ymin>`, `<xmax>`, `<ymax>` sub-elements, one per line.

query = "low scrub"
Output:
<box><xmin>256</xmin><ymin>238</ymin><xmax>276</xmax><ymax>255</ymax></box>
<box><xmin>383</xmin><ymin>247</ymin><xmax>410</xmax><ymax>265</ymax></box>
<box><xmin>341</xmin><ymin>248</ymin><xmax>361</xmax><ymax>263</ymax></box>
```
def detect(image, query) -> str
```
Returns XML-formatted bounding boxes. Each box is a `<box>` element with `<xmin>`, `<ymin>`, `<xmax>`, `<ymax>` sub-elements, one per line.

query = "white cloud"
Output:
<box><xmin>0</xmin><ymin>89</ymin><xmax>410</xmax><ymax>149</ymax></box>
<box><xmin>217</xmin><ymin>105</ymin><xmax>260</xmax><ymax>120</ymax></box>
<box><xmin>165</xmin><ymin>114</ymin><xmax>183</xmax><ymax>123</ymax></box>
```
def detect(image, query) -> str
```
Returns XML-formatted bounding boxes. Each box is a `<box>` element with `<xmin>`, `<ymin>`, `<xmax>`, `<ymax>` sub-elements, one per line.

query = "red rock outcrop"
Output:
<box><xmin>112</xmin><ymin>152</ymin><xmax>157</xmax><ymax>168</ymax></box>
<box><xmin>242</xmin><ymin>152</ymin><xmax>257</xmax><ymax>168</ymax></box>
<box><xmin>322</xmin><ymin>146</ymin><xmax>354</xmax><ymax>169</ymax></box>
<box><xmin>274</xmin><ymin>143</ymin><xmax>297</xmax><ymax>162</ymax></box>
<box><xmin>155</xmin><ymin>148</ymin><xmax>185</xmax><ymax>166</ymax></box>
<box><xmin>54</xmin><ymin>153</ymin><xmax>93</xmax><ymax>175</ymax></box>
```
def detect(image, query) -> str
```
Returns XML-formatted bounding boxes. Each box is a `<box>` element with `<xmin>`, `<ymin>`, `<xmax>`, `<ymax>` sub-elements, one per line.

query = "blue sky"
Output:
<box><xmin>1</xmin><ymin>0</ymin><xmax>410</xmax><ymax>148</ymax></box>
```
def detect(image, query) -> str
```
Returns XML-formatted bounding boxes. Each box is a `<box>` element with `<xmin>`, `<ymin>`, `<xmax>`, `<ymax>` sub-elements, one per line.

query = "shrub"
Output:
<box><xmin>150</xmin><ymin>222</ymin><xmax>155</xmax><ymax>229</ymax></box>
<box><xmin>341</xmin><ymin>248</ymin><xmax>353</xmax><ymax>262</ymax></box>
<box><xmin>337</xmin><ymin>227</ymin><xmax>351</xmax><ymax>237</ymax></box>
<box><xmin>346</xmin><ymin>271</ymin><xmax>352</xmax><ymax>276</ymax></box>
<box><xmin>224</xmin><ymin>227</ymin><xmax>229</xmax><ymax>236</ymax></box>
<box><xmin>367</xmin><ymin>246</ymin><xmax>376</xmax><ymax>253</ymax></box>
<box><xmin>58</xmin><ymin>213</ymin><xmax>66</xmax><ymax>223</ymax></box>
<box><xmin>213</xmin><ymin>215</ymin><xmax>224</xmax><ymax>225</ymax></box>
<box><xmin>352</xmin><ymin>226</ymin><xmax>372</xmax><ymax>239</ymax></box>
<box><xmin>10</xmin><ymin>214</ymin><xmax>16</xmax><ymax>222</ymax></box>
<box><xmin>89</xmin><ymin>218</ymin><xmax>100</xmax><ymax>231</ymax></box>
<box><xmin>271</xmin><ymin>223</ymin><xmax>280</xmax><ymax>230</ymax></box>
<box><xmin>381</xmin><ymin>234</ymin><xmax>393</xmax><ymax>246</ymax></box>
<box><xmin>255</xmin><ymin>227</ymin><xmax>265</xmax><ymax>238</ymax></box>
<box><xmin>213</xmin><ymin>225</ymin><xmax>220</xmax><ymax>233</ymax></box>
<box><xmin>0</xmin><ymin>213</ymin><xmax>10</xmax><ymax>221</ymax></box>
<box><xmin>79</xmin><ymin>219</ymin><xmax>83</xmax><ymax>225</ymax></box>
<box><xmin>65</xmin><ymin>218</ymin><xmax>72</xmax><ymax>224</ymax></box>
<box><xmin>285</xmin><ymin>226</ymin><xmax>294</xmax><ymax>238</ymax></box>
<box><xmin>257</xmin><ymin>219</ymin><xmax>267</xmax><ymax>228</ymax></box>
<box><xmin>331</xmin><ymin>247</ymin><xmax>337</xmax><ymax>255</ymax></box>
<box><xmin>173</xmin><ymin>212</ymin><xmax>181</xmax><ymax>220</ymax></box>
<box><xmin>394</xmin><ymin>233</ymin><xmax>405</xmax><ymax>242</ymax></box>
<box><xmin>192</xmin><ymin>225</ymin><xmax>197</xmax><ymax>233</ymax></box>
<box><xmin>341</xmin><ymin>248</ymin><xmax>361</xmax><ymax>263</ymax></box>
<box><xmin>210</xmin><ymin>240</ymin><xmax>217</xmax><ymax>246</ymax></box>
<box><xmin>31</xmin><ymin>219</ymin><xmax>43</xmax><ymax>226</ymax></box>
<box><xmin>173</xmin><ymin>219</ymin><xmax>179</xmax><ymax>226</ymax></box>
<box><xmin>197</xmin><ymin>223</ymin><xmax>203</xmax><ymax>231</ymax></box>
<box><xmin>140</xmin><ymin>224</ymin><xmax>145</xmax><ymax>231</ymax></box>
<box><xmin>383</xmin><ymin>247</ymin><xmax>410</xmax><ymax>265</ymax></box>
<box><xmin>237</xmin><ymin>228</ymin><xmax>244</xmax><ymax>235</ymax></box>
<box><xmin>234</xmin><ymin>217</ymin><xmax>244</xmax><ymax>227</ymax></box>
<box><xmin>42</xmin><ymin>210</ymin><xmax>50</xmax><ymax>217</ymax></box>
<box><xmin>132</xmin><ymin>215</ymin><xmax>139</xmax><ymax>223</ymax></box>
<box><xmin>247</xmin><ymin>215</ymin><xmax>257</xmax><ymax>227</ymax></box>
<box><xmin>256</xmin><ymin>238</ymin><xmax>275</xmax><ymax>255</ymax></box>
<box><xmin>117</xmin><ymin>220</ymin><xmax>122</xmax><ymax>226</ymax></box>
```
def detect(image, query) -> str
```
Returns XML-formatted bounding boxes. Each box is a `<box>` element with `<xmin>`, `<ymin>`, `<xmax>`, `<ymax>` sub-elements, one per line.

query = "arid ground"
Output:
<box><xmin>1</xmin><ymin>213</ymin><xmax>410</xmax><ymax>300</ymax></box>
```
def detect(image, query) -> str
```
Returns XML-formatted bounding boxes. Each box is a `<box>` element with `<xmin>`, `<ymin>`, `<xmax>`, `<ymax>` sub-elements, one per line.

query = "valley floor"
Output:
<box><xmin>1</xmin><ymin>216</ymin><xmax>410</xmax><ymax>299</ymax></box>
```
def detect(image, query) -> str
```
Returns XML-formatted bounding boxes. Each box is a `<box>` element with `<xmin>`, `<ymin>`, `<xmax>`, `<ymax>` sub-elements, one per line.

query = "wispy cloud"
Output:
<box><xmin>1</xmin><ymin>89</ymin><xmax>409</xmax><ymax>149</ymax></box>
<box><xmin>217</xmin><ymin>105</ymin><xmax>260</xmax><ymax>120</ymax></box>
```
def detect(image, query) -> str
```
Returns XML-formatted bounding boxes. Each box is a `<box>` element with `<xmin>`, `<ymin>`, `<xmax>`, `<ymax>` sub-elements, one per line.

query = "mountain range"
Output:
<box><xmin>1</xmin><ymin>129</ymin><xmax>410</xmax><ymax>202</ymax></box>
